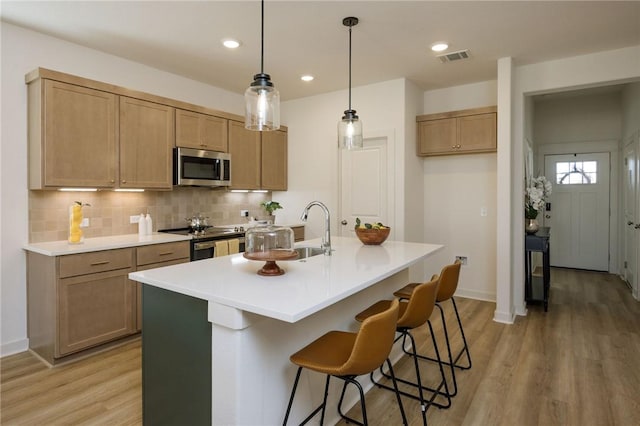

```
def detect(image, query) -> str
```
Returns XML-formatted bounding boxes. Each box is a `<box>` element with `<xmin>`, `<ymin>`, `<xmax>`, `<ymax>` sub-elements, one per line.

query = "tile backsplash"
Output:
<box><xmin>29</xmin><ymin>188</ymin><xmax>271</xmax><ymax>243</ymax></box>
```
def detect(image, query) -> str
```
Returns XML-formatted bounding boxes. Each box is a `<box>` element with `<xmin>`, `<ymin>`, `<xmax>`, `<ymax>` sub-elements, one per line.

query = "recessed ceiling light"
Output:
<box><xmin>301</xmin><ymin>75</ymin><xmax>314</xmax><ymax>82</ymax></box>
<box><xmin>431</xmin><ymin>42</ymin><xmax>449</xmax><ymax>52</ymax></box>
<box><xmin>222</xmin><ymin>39</ymin><xmax>241</xmax><ymax>49</ymax></box>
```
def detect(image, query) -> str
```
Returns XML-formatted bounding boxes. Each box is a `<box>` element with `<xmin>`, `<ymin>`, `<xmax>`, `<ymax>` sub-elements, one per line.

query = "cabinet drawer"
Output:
<box><xmin>59</xmin><ymin>248</ymin><xmax>134</xmax><ymax>278</ymax></box>
<box><xmin>137</xmin><ymin>241</ymin><xmax>190</xmax><ymax>266</ymax></box>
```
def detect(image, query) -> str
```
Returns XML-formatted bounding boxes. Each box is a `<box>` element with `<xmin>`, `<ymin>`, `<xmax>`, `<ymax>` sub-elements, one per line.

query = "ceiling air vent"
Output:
<box><xmin>437</xmin><ymin>49</ymin><xmax>471</xmax><ymax>63</ymax></box>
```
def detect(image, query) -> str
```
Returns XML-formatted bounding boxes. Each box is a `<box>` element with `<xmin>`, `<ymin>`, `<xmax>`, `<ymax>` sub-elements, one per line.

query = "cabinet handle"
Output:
<box><xmin>110</xmin><ymin>179</ymin><xmax>115</xmax><ymax>184</ymax></box>
<box><xmin>159</xmin><ymin>251</ymin><xmax>174</xmax><ymax>256</ymax></box>
<box><xmin>90</xmin><ymin>260</ymin><xmax>110</xmax><ymax>266</ymax></box>
<box><xmin>452</xmin><ymin>145</ymin><xmax>456</xmax><ymax>149</ymax></box>
<box><xmin>121</xmin><ymin>180</ymin><xmax>126</xmax><ymax>184</ymax></box>
<box><xmin>636</xmin><ymin>224</ymin><xmax>640</xmax><ymax>229</ymax></box>
<box><xmin>628</xmin><ymin>221</ymin><xmax>634</xmax><ymax>226</ymax></box>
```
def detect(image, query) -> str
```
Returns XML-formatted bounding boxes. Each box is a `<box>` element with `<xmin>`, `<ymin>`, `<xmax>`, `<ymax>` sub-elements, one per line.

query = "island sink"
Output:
<box><xmin>293</xmin><ymin>246</ymin><xmax>325</xmax><ymax>259</ymax></box>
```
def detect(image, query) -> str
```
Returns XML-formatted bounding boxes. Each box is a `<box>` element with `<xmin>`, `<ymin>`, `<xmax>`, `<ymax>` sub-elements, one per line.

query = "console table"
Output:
<box><xmin>525</xmin><ymin>227</ymin><xmax>550</xmax><ymax>311</ymax></box>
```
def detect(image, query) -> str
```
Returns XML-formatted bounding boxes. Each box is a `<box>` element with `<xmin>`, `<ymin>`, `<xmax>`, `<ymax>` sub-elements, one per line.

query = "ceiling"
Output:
<box><xmin>2</xmin><ymin>1</ymin><xmax>639</xmax><ymax>101</ymax></box>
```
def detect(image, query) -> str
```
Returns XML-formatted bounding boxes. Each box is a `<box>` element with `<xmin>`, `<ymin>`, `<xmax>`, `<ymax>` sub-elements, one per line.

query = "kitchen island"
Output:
<box><xmin>129</xmin><ymin>236</ymin><xmax>443</xmax><ymax>425</ymax></box>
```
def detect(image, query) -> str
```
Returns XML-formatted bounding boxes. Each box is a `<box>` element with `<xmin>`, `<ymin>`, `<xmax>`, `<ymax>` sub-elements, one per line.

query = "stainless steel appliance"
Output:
<box><xmin>173</xmin><ymin>147</ymin><xmax>231</xmax><ymax>187</ymax></box>
<box><xmin>159</xmin><ymin>226</ymin><xmax>245</xmax><ymax>261</ymax></box>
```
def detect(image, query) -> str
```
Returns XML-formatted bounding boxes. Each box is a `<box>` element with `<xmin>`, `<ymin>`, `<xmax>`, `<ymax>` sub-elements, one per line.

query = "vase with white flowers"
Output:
<box><xmin>525</xmin><ymin>176</ymin><xmax>552</xmax><ymax>234</ymax></box>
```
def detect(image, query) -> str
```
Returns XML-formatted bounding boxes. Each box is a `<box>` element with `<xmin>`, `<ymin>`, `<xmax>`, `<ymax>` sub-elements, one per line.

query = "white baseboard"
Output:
<box><xmin>493</xmin><ymin>309</ymin><xmax>515</xmax><ymax>324</ymax></box>
<box><xmin>1</xmin><ymin>338</ymin><xmax>29</xmax><ymax>357</ymax></box>
<box><xmin>455</xmin><ymin>288</ymin><xmax>496</xmax><ymax>302</ymax></box>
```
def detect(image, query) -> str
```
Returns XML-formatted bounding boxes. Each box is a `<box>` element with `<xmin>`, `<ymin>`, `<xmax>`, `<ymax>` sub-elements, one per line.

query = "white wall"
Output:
<box><xmin>621</xmin><ymin>82</ymin><xmax>640</xmax><ymax>142</ymax></box>
<box><xmin>0</xmin><ymin>22</ymin><xmax>244</xmax><ymax>356</ymax></box>
<box><xmin>510</xmin><ymin>45</ymin><xmax>640</xmax><ymax>316</ymax></box>
<box><xmin>534</xmin><ymin>91</ymin><xmax>622</xmax><ymax>146</ymax></box>
<box><xmin>421</xmin><ymin>80</ymin><xmax>498</xmax><ymax>301</ymax></box>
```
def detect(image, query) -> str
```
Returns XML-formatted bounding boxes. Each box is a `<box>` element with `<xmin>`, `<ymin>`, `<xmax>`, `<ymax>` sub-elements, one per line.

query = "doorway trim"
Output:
<box><xmin>536</xmin><ymin>139</ymin><xmax>620</xmax><ymax>273</ymax></box>
<box><xmin>337</xmin><ymin>128</ymin><xmax>396</xmax><ymax>237</ymax></box>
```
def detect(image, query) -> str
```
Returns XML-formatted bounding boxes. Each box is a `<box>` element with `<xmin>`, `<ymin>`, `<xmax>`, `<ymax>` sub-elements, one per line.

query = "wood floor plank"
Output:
<box><xmin>1</xmin><ymin>268</ymin><xmax>639</xmax><ymax>426</ymax></box>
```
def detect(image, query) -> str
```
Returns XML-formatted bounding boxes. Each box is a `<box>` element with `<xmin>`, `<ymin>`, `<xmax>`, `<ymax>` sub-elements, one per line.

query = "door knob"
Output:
<box><xmin>341</xmin><ymin>220</ymin><xmax>348</xmax><ymax>225</ymax></box>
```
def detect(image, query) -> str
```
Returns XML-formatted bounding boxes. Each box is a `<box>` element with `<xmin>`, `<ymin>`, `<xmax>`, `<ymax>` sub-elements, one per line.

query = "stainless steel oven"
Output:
<box><xmin>159</xmin><ymin>227</ymin><xmax>245</xmax><ymax>261</ymax></box>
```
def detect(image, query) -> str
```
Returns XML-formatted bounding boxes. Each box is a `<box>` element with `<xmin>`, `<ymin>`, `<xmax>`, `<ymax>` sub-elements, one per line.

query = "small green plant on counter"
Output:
<box><xmin>261</xmin><ymin>201</ymin><xmax>283</xmax><ymax>215</ymax></box>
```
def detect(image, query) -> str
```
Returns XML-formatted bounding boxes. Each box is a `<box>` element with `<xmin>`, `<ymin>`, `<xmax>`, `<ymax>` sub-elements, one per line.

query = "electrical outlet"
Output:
<box><xmin>480</xmin><ymin>207</ymin><xmax>488</xmax><ymax>217</ymax></box>
<box><xmin>240</xmin><ymin>210</ymin><xmax>249</xmax><ymax>217</ymax></box>
<box><xmin>455</xmin><ymin>255</ymin><xmax>468</xmax><ymax>266</ymax></box>
<box><xmin>80</xmin><ymin>218</ymin><xmax>90</xmax><ymax>227</ymax></box>
<box><xmin>130</xmin><ymin>215</ymin><xmax>141</xmax><ymax>224</ymax></box>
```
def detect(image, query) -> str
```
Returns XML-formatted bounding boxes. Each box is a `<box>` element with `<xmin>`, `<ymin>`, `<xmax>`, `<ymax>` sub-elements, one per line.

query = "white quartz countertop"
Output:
<box><xmin>129</xmin><ymin>236</ymin><xmax>443</xmax><ymax>323</ymax></box>
<box><xmin>23</xmin><ymin>233</ymin><xmax>192</xmax><ymax>256</ymax></box>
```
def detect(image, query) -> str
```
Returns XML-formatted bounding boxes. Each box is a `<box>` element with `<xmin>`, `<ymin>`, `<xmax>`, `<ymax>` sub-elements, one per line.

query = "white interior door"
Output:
<box><xmin>623</xmin><ymin>139</ymin><xmax>638</xmax><ymax>293</ymax></box>
<box><xmin>339</xmin><ymin>133</ymin><xmax>392</xmax><ymax>237</ymax></box>
<box><xmin>544</xmin><ymin>153</ymin><xmax>610</xmax><ymax>271</ymax></box>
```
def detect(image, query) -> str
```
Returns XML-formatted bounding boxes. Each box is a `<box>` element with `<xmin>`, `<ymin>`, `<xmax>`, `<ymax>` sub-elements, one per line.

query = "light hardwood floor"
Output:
<box><xmin>1</xmin><ymin>268</ymin><xmax>639</xmax><ymax>425</ymax></box>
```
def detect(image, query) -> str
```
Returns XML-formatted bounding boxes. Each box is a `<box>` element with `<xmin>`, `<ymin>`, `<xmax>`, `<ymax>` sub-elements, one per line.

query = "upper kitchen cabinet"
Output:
<box><xmin>261</xmin><ymin>129</ymin><xmax>288</xmax><ymax>190</ymax></box>
<box><xmin>28</xmin><ymin>79</ymin><xmax>118</xmax><ymax>189</ymax></box>
<box><xmin>228</xmin><ymin>120</ymin><xmax>261</xmax><ymax>189</ymax></box>
<box><xmin>176</xmin><ymin>109</ymin><xmax>228</xmax><ymax>152</ymax></box>
<box><xmin>416</xmin><ymin>106</ymin><xmax>497</xmax><ymax>156</ymax></box>
<box><xmin>228</xmin><ymin>120</ymin><xmax>288</xmax><ymax>191</ymax></box>
<box><xmin>120</xmin><ymin>97</ymin><xmax>174</xmax><ymax>189</ymax></box>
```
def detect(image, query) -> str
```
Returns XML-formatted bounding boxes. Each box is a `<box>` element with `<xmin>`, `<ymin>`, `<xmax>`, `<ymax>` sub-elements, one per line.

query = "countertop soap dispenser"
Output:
<box><xmin>145</xmin><ymin>213</ymin><xmax>153</xmax><ymax>235</ymax></box>
<box><xmin>138</xmin><ymin>213</ymin><xmax>146</xmax><ymax>236</ymax></box>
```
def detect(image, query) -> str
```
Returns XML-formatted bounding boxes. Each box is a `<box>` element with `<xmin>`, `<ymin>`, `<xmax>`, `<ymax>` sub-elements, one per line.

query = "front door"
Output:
<box><xmin>339</xmin><ymin>131</ymin><xmax>393</xmax><ymax>237</ymax></box>
<box><xmin>623</xmin><ymin>138</ymin><xmax>638</xmax><ymax>294</ymax></box>
<box><xmin>544</xmin><ymin>153</ymin><xmax>610</xmax><ymax>271</ymax></box>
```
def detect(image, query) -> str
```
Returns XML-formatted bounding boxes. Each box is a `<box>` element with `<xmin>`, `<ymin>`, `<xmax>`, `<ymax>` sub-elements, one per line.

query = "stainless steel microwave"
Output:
<box><xmin>173</xmin><ymin>147</ymin><xmax>231</xmax><ymax>187</ymax></box>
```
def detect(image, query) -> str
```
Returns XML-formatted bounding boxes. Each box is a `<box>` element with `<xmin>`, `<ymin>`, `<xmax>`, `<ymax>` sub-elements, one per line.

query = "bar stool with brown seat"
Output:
<box><xmin>394</xmin><ymin>259</ymin><xmax>471</xmax><ymax>398</ymax></box>
<box><xmin>283</xmin><ymin>299</ymin><xmax>407</xmax><ymax>426</ymax></box>
<box><xmin>354</xmin><ymin>276</ymin><xmax>450</xmax><ymax>426</ymax></box>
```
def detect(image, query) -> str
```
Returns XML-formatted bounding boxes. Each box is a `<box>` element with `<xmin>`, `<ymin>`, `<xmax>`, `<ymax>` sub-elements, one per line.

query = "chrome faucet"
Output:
<box><xmin>300</xmin><ymin>201</ymin><xmax>332</xmax><ymax>256</ymax></box>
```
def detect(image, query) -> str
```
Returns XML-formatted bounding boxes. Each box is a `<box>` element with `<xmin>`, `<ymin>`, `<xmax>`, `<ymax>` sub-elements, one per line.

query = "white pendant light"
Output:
<box><xmin>245</xmin><ymin>0</ymin><xmax>280</xmax><ymax>131</ymax></box>
<box><xmin>338</xmin><ymin>16</ymin><xmax>363</xmax><ymax>150</ymax></box>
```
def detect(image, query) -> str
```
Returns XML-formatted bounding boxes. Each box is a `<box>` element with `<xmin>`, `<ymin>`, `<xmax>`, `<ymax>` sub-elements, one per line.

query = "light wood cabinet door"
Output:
<box><xmin>120</xmin><ymin>97</ymin><xmax>174</xmax><ymax>189</ymax></box>
<box><xmin>58</xmin><ymin>268</ymin><xmax>135</xmax><ymax>356</ymax></box>
<box><xmin>39</xmin><ymin>80</ymin><xmax>117</xmax><ymax>188</ymax></box>
<box><xmin>418</xmin><ymin>118</ymin><xmax>456</xmax><ymax>156</ymax></box>
<box><xmin>228</xmin><ymin>120</ymin><xmax>261</xmax><ymax>190</ymax></box>
<box><xmin>458</xmin><ymin>112</ymin><xmax>497</xmax><ymax>153</ymax></box>
<box><xmin>176</xmin><ymin>109</ymin><xmax>228</xmax><ymax>152</ymax></box>
<box><xmin>416</xmin><ymin>106</ymin><xmax>497</xmax><ymax>156</ymax></box>
<box><xmin>261</xmin><ymin>130</ymin><xmax>288</xmax><ymax>191</ymax></box>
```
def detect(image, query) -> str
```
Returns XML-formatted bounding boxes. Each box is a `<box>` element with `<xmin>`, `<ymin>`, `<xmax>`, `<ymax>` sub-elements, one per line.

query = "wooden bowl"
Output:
<box><xmin>355</xmin><ymin>228</ymin><xmax>390</xmax><ymax>245</ymax></box>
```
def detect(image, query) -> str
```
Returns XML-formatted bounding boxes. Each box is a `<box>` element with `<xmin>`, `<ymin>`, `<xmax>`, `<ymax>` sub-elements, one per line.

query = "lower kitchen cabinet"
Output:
<box><xmin>58</xmin><ymin>268</ymin><xmax>135</xmax><ymax>356</ymax></box>
<box><xmin>26</xmin><ymin>241</ymin><xmax>189</xmax><ymax>365</ymax></box>
<box><xmin>135</xmin><ymin>241</ymin><xmax>190</xmax><ymax>331</ymax></box>
<box><xmin>27</xmin><ymin>248</ymin><xmax>136</xmax><ymax>364</ymax></box>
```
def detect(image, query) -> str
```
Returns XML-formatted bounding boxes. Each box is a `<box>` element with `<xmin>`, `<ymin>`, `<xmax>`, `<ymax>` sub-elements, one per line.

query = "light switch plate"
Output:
<box><xmin>80</xmin><ymin>218</ymin><xmax>90</xmax><ymax>227</ymax></box>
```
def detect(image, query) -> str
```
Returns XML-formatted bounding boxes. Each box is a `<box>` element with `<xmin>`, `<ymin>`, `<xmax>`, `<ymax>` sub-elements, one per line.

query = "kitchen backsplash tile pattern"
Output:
<box><xmin>29</xmin><ymin>188</ymin><xmax>271</xmax><ymax>243</ymax></box>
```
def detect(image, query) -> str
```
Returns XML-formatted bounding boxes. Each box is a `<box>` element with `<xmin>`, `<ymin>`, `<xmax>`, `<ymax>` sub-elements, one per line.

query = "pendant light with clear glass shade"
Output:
<box><xmin>245</xmin><ymin>0</ymin><xmax>280</xmax><ymax>131</ymax></box>
<box><xmin>338</xmin><ymin>17</ymin><xmax>362</xmax><ymax>150</ymax></box>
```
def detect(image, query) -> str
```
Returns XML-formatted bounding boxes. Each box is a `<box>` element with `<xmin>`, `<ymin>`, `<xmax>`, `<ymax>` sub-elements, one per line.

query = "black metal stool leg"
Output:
<box><xmin>338</xmin><ymin>376</ymin><xmax>368</xmax><ymax>426</ymax></box>
<box><xmin>436</xmin><ymin>302</ymin><xmax>458</xmax><ymax>396</ymax></box>
<box><xmin>385</xmin><ymin>358</ymin><xmax>409</xmax><ymax>426</ymax></box>
<box><xmin>451</xmin><ymin>298</ymin><xmax>472</xmax><ymax>369</ymax></box>
<box><xmin>283</xmin><ymin>367</ymin><xmax>302</xmax><ymax>425</ymax></box>
<box><xmin>283</xmin><ymin>369</ymin><xmax>331</xmax><ymax>426</ymax></box>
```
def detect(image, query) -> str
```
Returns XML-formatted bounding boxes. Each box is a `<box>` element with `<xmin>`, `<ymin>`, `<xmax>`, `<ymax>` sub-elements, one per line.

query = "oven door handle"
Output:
<box><xmin>193</xmin><ymin>241</ymin><xmax>217</xmax><ymax>250</ymax></box>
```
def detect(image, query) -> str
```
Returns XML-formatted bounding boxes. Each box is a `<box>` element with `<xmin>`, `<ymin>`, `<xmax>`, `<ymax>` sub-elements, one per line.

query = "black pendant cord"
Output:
<box><xmin>348</xmin><ymin>24</ymin><xmax>352</xmax><ymax>111</ymax></box>
<box><xmin>260</xmin><ymin>0</ymin><xmax>265</xmax><ymax>74</ymax></box>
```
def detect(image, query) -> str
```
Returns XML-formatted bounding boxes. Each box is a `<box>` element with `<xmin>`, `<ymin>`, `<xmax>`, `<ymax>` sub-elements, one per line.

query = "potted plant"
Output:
<box><xmin>525</xmin><ymin>176</ymin><xmax>552</xmax><ymax>233</ymax></box>
<box><xmin>260</xmin><ymin>201</ymin><xmax>283</xmax><ymax>217</ymax></box>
